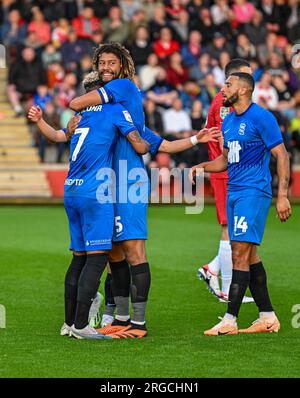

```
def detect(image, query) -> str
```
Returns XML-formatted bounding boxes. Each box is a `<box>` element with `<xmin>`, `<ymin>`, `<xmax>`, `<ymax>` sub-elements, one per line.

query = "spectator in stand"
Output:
<box><xmin>138</xmin><ymin>52</ymin><xmax>161</xmax><ymax>90</ymax></box>
<box><xmin>23</xmin><ymin>31</ymin><xmax>44</xmax><ymax>56</ymax></box>
<box><xmin>272</xmin><ymin>75</ymin><xmax>296</xmax><ymax>119</ymax></box>
<box><xmin>266</xmin><ymin>52</ymin><xmax>287</xmax><ymax>78</ymax></box>
<box><xmin>191</xmin><ymin>99</ymin><xmax>206</xmax><ymax>131</ymax></box>
<box><xmin>212</xmin><ymin>51</ymin><xmax>230</xmax><ymax>88</ymax></box>
<box><xmin>206</xmin><ymin>31</ymin><xmax>233</xmax><ymax>60</ymax></box>
<box><xmin>162</xmin><ymin>97</ymin><xmax>192</xmax><ymax>139</ymax></box>
<box><xmin>33</xmin><ymin>84</ymin><xmax>52</xmax><ymax>111</ymax></box>
<box><xmin>231</xmin><ymin>0</ymin><xmax>256</xmax><ymax>26</ymax></box>
<box><xmin>165</xmin><ymin>0</ymin><xmax>185</xmax><ymax>21</ymax></box>
<box><xmin>47</xmin><ymin>61</ymin><xmax>65</xmax><ymax>89</ymax></box>
<box><xmin>41</xmin><ymin>43</ymin><xmax>62</xmax><ymax>69</ymax></box>
<box><xmin>41</xmin><ymin>0</ymin><xmax>65</xmax><ymax>23</ymax></box>
<box><xmin>149</xmin><ymin>4</ymin><xmax>170</xmax><ymax>41</ymax></box>
<box><xmin>102</xmin><ymin>5</ymin><xmax>129</xmax><ymax>43</ymax></box>
<box><xmin>287</xmin><ymin>0</ymin><xmax>300</xmax><ymax>42</ymax></box>
<box><xmin>235</xmin><ymin>33</ymin><xmax>256</xmax><ymax>59</ymax></box>
<box><xmin>147</xmin><ymin>67</ymin><xmax>179</xmax><ymax>109</ymax></box>
<box><xmin>189</xmin><ymin>52</ymin><xmax>213</xmax><ymax>83</ymax></box>
<box><xmin>83</xmin><ymin>28</ymin><xmax>105</xmax><ymax>58</ymax></box>
<box><xmin>76</xmin><ymin>54</ymin><xmax>93</xmax><ymax>83</ymax></box>
<box><xmin>257</xmin><ymin>31</ymin><xmax>282</xmax><ymax>66</ymax></box>
<box><xmin>166</xmin><ymin>51</ymin><xmax>189</xmax><ymax>90</ymax></box>
<box><xmin>51</xmin><ymin>18</ymin><xmax>70</xmax><ymax>48</ymax></box>
<box><xmin>210</xmin><ymin>0</ymin><xmax>231</xmax><ymax>35</ymax></box>
<box><xmin>144</xmin><ymin>98</ymin><xmax>164</xmax><ymax>134</ymax></box>
<box><xmin>127</xmin><ymin>9</ymin><xmax>148</xmax><ymax>42</ymax></box>
<box><xmin>1</xmin><ymin>8</ymin><xmax>27</xmax><ymax>49</ymax></box>
<box><xmin>141</xmin><ymin>0</ymin><xmax>161</xmax><ymax>21</ymax></box>
<box><xmin>153</xmin><ymin>26</ymin><xmax>180</xmax><ymax>62</ymax></box>
<box><xmin>282</xmin><ymin>44</ymin><xmax>300</xmax><ymax>93</ymax></box>
<box><xmin>179</xmin><ymin>80</ymin><xmax>203</xmax><ymax>111</ymax></box>
<box><xmin>72</xmin><ymin>6</ymin><xmax>101</xmax><ymax>40</ymax></box>
<box><xmin>258</xmin><ymin>0</ymin><xmax>291</xmax><ymax>36</ymax></box>
<box><xmin>83</xmin><ymin>0</ymin><xmax>112</xmax><ymax>19</ymax></box>
<box><xmin>189</xmin><ymin>7</ymin><xmax>216</xmax><ymax>45</ymax></box>
<box><xmin>181</xmin><ymin>30</ymin><xmax>203</xmax><ymax>68</ymax></box>
<box><xmin>170</xmin><ymin>10</ymin><xmax>189</xmax><ymax>44</ymax></box>
<box><xmin>127</xmin><ymin>25</ymin><xmax>153</xmax><ymax>68</ymax></box>
<box><xmin>253</xmin><ymin>72</ymin><xmax>279</xmax><ymax>110</ymax></box>
<box><xmin>244</xmin><ymin>10</ymin><xmax>267</xmax><ymax>46</ymax></box>
<box><xmin>7</xmin><ymin>47</ymin><xmax>46</xmax><ymax>116</ymax></box>
<box><xmin>54</xmin><ymin>72</ymin><xmax>77</xmax><ymax>109</ymax></box>
<box><xmin>31</xmin><ymin>101</ymin><xmax>62</xmax><ymax>162</ymax></box>
<box><xmin>186</xmin><ymin>0</ymin><xmax>204</xmax><ymax>20</ymax></box>
<box><xmin>119</xmin><ymin>0</ymin><xmax>141</xmax><ymax>21</ymax></box>
<box><xmin>60</xmin><ymin>28</ymin><xmax>86</xmax><ymax>71</ymax></box>
<box><xmin>27</xmin><ymin>6</ymin><xmax>51</xmax><ymax>46</ymax></box>
<box><xmin>199</xmin><ymin>73</ymin><xmax>219</xmax><ymax>112</ymax></box>
<box><xmin>249</xmin><ymin>58</ymin><xmax>264</xmax><ymax>82</ymax></box>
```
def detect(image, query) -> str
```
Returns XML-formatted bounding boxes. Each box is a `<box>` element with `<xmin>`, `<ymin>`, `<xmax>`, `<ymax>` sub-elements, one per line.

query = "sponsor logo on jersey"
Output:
<box><xmin>220</xmin><ymin>107</ymin><xmax>230</xmax><ymax>120</ymax></box>
<box><xmin>64</xmin><ymin>178</ymin><xmax>84</xmax><ymax>186</ymax></box>
<box><xmin>228</xmin><ymin>141</ymin><xmax>242</xmax><ymax>164</ymax></box>
<box><xmin>122</xmin><ymin>110</ymin><xmax>133</xmax><ymax>123</ymax></box>
<box><xmin>83</xmin><ymin>105</ymin><xmax>102</xmax><ymax>112</ymax></box>
<box><xmin>238</xmin><ymin>123</ymin><xmax>246</xmax><ymax>135</ymax></box>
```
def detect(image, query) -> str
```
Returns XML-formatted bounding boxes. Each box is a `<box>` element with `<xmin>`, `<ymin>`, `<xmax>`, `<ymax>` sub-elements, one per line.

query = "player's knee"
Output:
<box><xmin>121</xmin><ymin>242</ymin><xmax>147</xmax><ymax>265</ymax></box>
<box><xmin>231</xmin><ymin>242</ymin><xmax>251</xmax><ymax>270</ymax></box>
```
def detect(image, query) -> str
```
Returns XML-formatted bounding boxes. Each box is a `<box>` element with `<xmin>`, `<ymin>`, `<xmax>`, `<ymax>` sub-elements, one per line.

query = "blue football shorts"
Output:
<box><xmin>64</xmin><ymin>196</ymin><xmax>114</xmax><ymax>251</ymax></box>
<box><xmin>227</xmin><ymin>191</ymin><xmax>272</xmax><ymax>245</ymax></box>
<box><xmin>113</xmin><ymin>182</ymin><xmax>149</xmax><ymax>242</ymax></box>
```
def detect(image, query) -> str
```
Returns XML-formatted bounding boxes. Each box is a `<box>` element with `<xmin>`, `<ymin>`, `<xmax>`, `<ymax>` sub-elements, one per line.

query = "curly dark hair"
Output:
<box><xmin>92</xmin><ymin>42</ymin><xmax>135</xmax><ymax>81</ymax></box>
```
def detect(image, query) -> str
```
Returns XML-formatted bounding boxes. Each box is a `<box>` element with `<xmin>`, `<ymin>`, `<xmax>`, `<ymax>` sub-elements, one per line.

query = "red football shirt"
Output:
<box><xmin>206</xmin><ymin>91</ymin><xmax>232</xmax><ymax>179</ymax></box>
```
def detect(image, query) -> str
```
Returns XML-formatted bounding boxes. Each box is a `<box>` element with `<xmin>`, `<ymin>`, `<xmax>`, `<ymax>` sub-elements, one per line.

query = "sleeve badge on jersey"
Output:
<box><xmin>122</xmin><ymin>110</ymin><xmax>133</xmax><ymax>123</ymax></box>
<box><xmin>220</xmin><ymin>107</ymin><xmax>230</xmax><ymax>120</ymax></box>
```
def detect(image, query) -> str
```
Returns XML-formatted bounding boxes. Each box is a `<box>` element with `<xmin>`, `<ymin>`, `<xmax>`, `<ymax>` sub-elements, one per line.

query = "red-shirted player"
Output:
<box><xmin>198</xmin><ymin>59</ymin><xmax>254</xmax><ymax>303</ymax></box>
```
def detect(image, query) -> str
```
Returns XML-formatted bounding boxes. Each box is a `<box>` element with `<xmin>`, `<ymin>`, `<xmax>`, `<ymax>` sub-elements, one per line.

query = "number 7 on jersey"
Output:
<box><xmin>71</xmin><ymin>127</ymin><xmax>90</xmax><ymax>162</ymax></box>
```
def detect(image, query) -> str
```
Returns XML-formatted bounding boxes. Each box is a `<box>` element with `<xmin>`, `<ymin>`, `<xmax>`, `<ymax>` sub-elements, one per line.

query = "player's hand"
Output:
<box><xmin>189</xmin><ymin>165</ymin><xmax>204</xmax><ymax>185</ymax></box>
<box><xmin>27</xmin><ymin>106</ymin><xmax>42</xmax><ymax>123</ymax></box>
<box><xmin>196</xmin><ymin>127</ymin><xmax>221</xmax><ymax>143</ymax></box>
<box><xmin>67</xmin><ymin>115</ymin><xmax>81</xmax><ymax>136</ymax></box>
<box><xmin>276</xmin><ymin>196</ymin><xmax>292</xmax><ymax>222</ymax></box>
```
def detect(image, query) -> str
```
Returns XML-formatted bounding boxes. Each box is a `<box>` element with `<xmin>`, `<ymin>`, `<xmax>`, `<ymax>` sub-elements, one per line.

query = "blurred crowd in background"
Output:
<box><xmin>1</xmin><ymin>0</ymin><xmax>300</xmax><ymax>172</ymax></box>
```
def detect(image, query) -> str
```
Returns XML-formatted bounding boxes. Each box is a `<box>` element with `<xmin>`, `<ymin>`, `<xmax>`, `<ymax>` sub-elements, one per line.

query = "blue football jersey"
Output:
<box><xmin>222</xmin><ymin>103</ymin><xmax>283</xmax><ymax>197</ymax></box>
<box><xmin>97</xmin><ymin>79</ymin><xmax>149</xmax><ymax>184</ymax></box>
<box><xmin>64</xmin><ymin>103</ymin><xmax>136</xmax><ymax>198</ymax></box>
<box><xmin>143</xmin><ymin>127</ymin><xmax>164</xmax><ymax>155</ymax></box>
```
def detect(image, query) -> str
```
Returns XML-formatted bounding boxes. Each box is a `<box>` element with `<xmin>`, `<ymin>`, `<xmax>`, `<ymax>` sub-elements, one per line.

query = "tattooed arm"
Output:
<box><xmin>271</xmin><ymin>143</ymin><xmax>292</xmax><ymax>222</ymax></box>
<box><xmin>127</xmin><ymin>130</ymin><xmax>150</xmax><ymax>154</ymax></box>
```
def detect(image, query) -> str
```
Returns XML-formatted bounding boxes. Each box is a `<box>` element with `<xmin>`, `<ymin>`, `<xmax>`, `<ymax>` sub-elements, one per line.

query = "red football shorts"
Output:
<box><xmin>210</xmin><ymin>178</ymin><xmax>228</xmax><ymax>225</ymax></box>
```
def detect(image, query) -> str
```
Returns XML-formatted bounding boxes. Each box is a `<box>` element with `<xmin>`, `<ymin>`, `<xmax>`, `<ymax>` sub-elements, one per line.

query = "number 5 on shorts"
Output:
<box><xmin>115</xmin><ymin>216</ymin><xmax>123</xmax><ymax>234</ymax></box>
<box><xmin>71</xmin><ymin>127</ymin><xmax>90</xmax><ymax>161</ymax></box>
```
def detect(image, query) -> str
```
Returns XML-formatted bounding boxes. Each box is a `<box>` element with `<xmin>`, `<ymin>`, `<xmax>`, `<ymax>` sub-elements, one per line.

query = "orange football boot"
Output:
<box><xmin>239</xmin><ymin>317</ymin><xmax>280</xmax><ymax>333</ymax></box>
<box><xmin>204</xmin><ymin>317</ymin><xmax>238</xmax><ymax>336</ymax></box>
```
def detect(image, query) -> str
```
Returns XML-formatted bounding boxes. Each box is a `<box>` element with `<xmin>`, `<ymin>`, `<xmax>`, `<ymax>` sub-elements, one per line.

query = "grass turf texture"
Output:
<box><xmin>0</xmin><ymin>205</ymin><xmax>299</xmax><ymax>378</ymax></box>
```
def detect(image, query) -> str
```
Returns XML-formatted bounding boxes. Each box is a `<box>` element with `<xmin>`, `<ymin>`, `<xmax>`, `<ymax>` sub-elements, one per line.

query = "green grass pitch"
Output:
<box><xmin>0</xmin><ymin>204</ymin><xmax>299</xmax><ymax>378</ymax></box>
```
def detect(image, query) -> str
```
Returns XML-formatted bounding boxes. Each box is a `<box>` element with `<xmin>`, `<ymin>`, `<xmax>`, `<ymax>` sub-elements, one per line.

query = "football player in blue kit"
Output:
<box><xmin>190</xmin><ymin>72</ymin><xmax>291</xmax><ymax>336</ymax></box>
<box><xmin>69</xmin><ymin>43</ymin><xmax>220</xmax><ymax>338</ymax></box>
<box><xmin>28</xmin><ymin>72</ymin><xmax>149</xmax><ymax>340</ymax></box>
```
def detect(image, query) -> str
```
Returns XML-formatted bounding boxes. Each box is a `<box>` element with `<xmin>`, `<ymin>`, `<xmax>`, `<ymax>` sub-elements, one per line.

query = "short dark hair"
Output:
<box><xmin>230</xmin><ymin>72</ymin><xmax>255</xmax><ymax>92</ymax></box>
<box><xmin>224</xmin><ymin>58</ymin><xmax>251</xmax><ymax>78</ymax></box>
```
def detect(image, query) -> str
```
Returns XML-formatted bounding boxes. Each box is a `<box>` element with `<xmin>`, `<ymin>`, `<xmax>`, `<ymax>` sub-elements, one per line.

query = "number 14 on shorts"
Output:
<box><xmin>234</xmin><ymin>216</ymin><xmax>248</xmax><ymax>235</ymax></box>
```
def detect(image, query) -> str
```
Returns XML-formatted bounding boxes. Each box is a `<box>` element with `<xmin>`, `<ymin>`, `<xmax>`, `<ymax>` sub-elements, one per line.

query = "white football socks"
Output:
<box><xmin>207</xmin><ymin>255</ymin><xmax>220</xmax><ymax>276</ymax></box>
<box><xmin>218</xmin><ymin>240</ymin><xmax>232</xmax><ymax>295</ymax></box>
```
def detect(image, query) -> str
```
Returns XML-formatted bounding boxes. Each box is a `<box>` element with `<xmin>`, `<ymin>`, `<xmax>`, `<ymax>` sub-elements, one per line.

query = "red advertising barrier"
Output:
<box><xmin>46</xmin><ymin>170</ymin><xmax>68</xmax><ymax>198</ymax></box>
